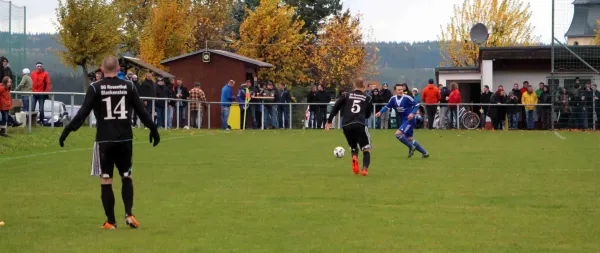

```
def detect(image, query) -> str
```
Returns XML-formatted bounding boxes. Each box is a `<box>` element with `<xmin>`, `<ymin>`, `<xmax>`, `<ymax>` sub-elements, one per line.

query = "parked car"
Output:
<box><xmin>30</xmin><ymin>100</ymin><xmax>71</xmax><ymax>127</ymax></box>
<box><xmin>65</xmin><ymin>105</ymin><xmax>97</xmax><ymax>126</ymax></box>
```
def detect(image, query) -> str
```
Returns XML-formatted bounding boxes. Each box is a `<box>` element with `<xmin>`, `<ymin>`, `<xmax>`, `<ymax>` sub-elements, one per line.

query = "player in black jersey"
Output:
<box><xmin>325</xmin><ymin>79</ymin><xmax>373</xmax><ymax>176</ymax></box>
<box><xmin>59</xmin><ymin>56</ymin><xmax>160</xmax><ymax>230</ymax></box>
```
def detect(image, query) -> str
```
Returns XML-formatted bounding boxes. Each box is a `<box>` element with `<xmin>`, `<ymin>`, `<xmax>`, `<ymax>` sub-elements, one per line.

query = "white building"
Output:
<box><xmin>435</xmin><ymin>0</ymin><xmax>600</xmax><ymax>104</ymax></box>
<box><xmin>436</xmin><ymin>46</ymin><xmax>600</xmax><ymax>103</ymax></box>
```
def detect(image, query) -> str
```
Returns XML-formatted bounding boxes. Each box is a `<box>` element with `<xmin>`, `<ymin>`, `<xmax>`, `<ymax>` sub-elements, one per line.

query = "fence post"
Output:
<box><xmin>70</xmin><ymin>94</ymin><xmax>74</xmax><ymax>117</ymax></box>
<box><xmin>288</xmin><ymin>103</ymin><xmax>292</xmax><ymax>130</ymax></box>
<box><xmin>187</xmin><ymin>102</ymin><xmax>190</xmax><ymax>128</ymax></box>
<box><xmin>27</xmin><ymin>94</ymin><xmax>32</xmax><ymax>133</ymax></box>
<box><xmin>208</xmin><ymin>103</ymin><xmax>211</xmax><ymax>129</ymax></box>
<box><xmin>593</xmin><ymin>95</ymin><xmax>596</xmax><ymax>131</ymax></box>
<box><xmin>50</xmin><ymin>94</ymin><xmax>55</xmax><ymax>128</ymax></box>
<box><xmin>456</xmin><ymin>105</ymin><xmax>460</xmax><ymax>130</ymax></box>
<box><xmin>551</xmin><ymin>103</ymin><xmax>555</xmax><ymax>131</ymax></box>
<box><xmin>150</xmin><ymin>99</ymin><xmax>154</xmax><ymax>123</ymax></box>
<box><xmin>176</xmin><ymin>102</ymin><xmax>180</xmax><ymax>129</ymax></box>
<box><xmin>337</xmin><ymin>110</ymin><xmax>341</xmax><ymax>129</ymax></box>
<box><xmin>164</xmin><ymin>100</ymin><xmax>168</xmax><ymax>129</ymax></box>
<box><xmin>372</xmin><ymin>103</ymin><xmax>376</xmax><ymax>128</ymax></box>
<box><xmin>89</xmin><ymin>94</ymin><xmax>92</xmax><ymax>127</ymax></box>
<box><xmin>197</xmin><ymin>106</ymin><xmax>201</xmax><ymax>129</ymax></box>
<box><xmin>261</xmin><ymin>102</ymin><xmax>264</xmax><ymax>130</ymax></box>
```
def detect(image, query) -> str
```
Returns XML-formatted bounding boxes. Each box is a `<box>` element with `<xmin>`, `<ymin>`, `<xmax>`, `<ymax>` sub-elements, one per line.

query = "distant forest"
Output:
<box><xmin>0</xmin><ymin>33</ymin><xmax>444</xmax><ymax>99</ymax></box>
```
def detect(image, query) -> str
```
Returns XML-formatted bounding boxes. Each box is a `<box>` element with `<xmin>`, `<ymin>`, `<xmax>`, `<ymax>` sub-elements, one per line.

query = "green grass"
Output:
<box><xmin>1</xmin><ymin>128</ymin><xmax>600</xmax><ymax>253</ymax></box>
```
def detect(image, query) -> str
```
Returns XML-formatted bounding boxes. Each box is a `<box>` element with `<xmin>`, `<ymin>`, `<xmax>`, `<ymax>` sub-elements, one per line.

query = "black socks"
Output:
<box><xmin>101</xmin><ymin>184</ymin><xmax>115</xmax><ymax>224</ymax></box>
<box><xmin>363</xmin><ymin>151</ymin><xmax>371</xmax><ymax>170</ymax></box>
<box><xmin>101</xmin><ymin>178</ymin><xmax>135</xmax><ymax>224</ymax></box>
<box><xmin>121</xmin><ymin>178</ymin><xmax>134</xmax><ymax>216</ymax></box>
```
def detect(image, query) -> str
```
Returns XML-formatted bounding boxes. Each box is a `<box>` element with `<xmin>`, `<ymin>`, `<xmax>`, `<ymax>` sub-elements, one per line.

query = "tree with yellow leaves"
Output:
<box><xmin>191</xmin><ymin>0</ymin><xmax>235</xmax><ymax>50</ymax></box>
<box><xmin>139</xmin><ymin>0</ymin><xmax>195</xmax><ymax>69</ymax></box>
<box><xmin>234</xmin><ymin>0</ymin><xmax>311</xmax><ymax>83</ymax></box>
<box><xmin>312</xmin><ymin>10</ymin><xmax>379</xmax><ymax>86</ymax></box>
<box><xmin>439</xmin><ymin>0</ymin><xmax>539</xmax><ymax>67</ymax></box>
<box><xmin>113</xmin><ymin>0</ymin><xmax>152</xmax><ymax>56</ymax></box>
<box><xmin>54</xmin><ymin>0</ymin><xmax>121</xmax><ymax>91</ymax></box>
<box><xmin>594</xmin><ymin>21</ymin><xmax>600</xmax><ymax>45</ymax></box>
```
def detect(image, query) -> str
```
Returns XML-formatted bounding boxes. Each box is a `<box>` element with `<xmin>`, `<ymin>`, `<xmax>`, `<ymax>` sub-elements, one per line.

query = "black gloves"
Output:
<box><xmin>59</xmin><ymin>128</ymin><xmax>71</xmax><ymax>147</ymax></box>
<box><xmin>149</xmin><ymin>127</ymin><xmax>160</xmax><ymax>147</ymax></box>
<box><xmin>60</xmin><ymin>127</ymin><xmax>160</xmax><ymax>147</ymax></box>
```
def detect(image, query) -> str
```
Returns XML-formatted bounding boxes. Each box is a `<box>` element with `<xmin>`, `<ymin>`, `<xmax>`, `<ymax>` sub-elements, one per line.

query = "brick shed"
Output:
<box><xmin>160</xmin><ymin>49</ymin><xmax>273</xmax><ymax>129</ymax></box>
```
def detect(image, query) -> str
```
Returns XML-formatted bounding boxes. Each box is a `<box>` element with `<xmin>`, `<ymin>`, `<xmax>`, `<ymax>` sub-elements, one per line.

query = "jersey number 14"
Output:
<box><xmin>102</xmin><ymin>96</ymin><xmax>128</xmax><ymax>120</ymax></box>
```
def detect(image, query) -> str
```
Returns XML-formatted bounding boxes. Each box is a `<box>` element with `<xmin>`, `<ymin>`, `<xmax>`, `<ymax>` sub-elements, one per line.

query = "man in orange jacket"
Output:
<box><xmin>31</xmin><ymin>62</ymin><xmax>51</xmax><ymax>124</ymax></box>
<box><xmin>421</xmin><ymin>79</ymin><xmax>441</xmax><ymax>129</ymax></box>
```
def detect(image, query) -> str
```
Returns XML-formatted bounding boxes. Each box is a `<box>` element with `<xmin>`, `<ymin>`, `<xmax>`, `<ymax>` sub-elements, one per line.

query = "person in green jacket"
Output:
<box><xmin>534</xmin><ymin>82</ymin><xmax>545</xmax><ymax>127</ymax></box>
<box><xmin>535</xmin><ymin>82</ymin><xmax>545</xmax><ymax>97</ymax></box>
<box><xmin>15</xmin><ymin>68</ymin><xmax>32</xmax><ymax>111</ymax></box>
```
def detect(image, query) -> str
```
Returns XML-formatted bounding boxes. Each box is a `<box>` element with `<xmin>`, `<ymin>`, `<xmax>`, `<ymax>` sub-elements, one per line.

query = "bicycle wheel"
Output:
<box><xmin>462</xmin><ymin>112</ymin><xmax>480</xmax><ymax>130</ymax></box>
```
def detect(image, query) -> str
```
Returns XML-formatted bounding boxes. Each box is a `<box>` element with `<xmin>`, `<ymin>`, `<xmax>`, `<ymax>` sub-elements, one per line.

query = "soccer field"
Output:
<box><xmin>1</xmin><ymin>128</ymin><xmax>599</xmax><ymax>253</ymax></box>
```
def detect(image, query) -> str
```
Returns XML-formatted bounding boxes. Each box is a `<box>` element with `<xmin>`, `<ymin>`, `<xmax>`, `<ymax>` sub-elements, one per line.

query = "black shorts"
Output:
<box><xmin>91</xmin><ymin>141</ymin><xmax>133</xmax><ymax>179</ymax></box>
<box><xmin>342</xmin><ymin>123</ymin><xmax>372</xmax><ymax>151</ymax></box>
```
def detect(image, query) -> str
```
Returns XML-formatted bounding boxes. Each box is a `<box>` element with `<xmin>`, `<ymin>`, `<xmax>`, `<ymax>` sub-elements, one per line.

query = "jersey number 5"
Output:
<box><xmin>351</xmin><ymin>100</ymin><xmax>361</xmax><ymax>113</ymax></box>
<box><xmin>102</xmin><ymin>96</ymin><xmax>128</xmax><ymax>120</ymax></box>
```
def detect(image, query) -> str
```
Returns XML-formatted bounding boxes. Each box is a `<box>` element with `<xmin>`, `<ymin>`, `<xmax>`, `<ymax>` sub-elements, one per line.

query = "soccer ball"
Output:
<box><xmin>334</xmin><ymin>147</ymin><xmax>345</xmax><ymax>158</ymax></box>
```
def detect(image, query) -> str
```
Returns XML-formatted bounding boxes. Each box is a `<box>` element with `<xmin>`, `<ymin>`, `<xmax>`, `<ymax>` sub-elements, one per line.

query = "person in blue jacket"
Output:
<box><xmin>220</xmin><ymin>80</ymin><xmax>237</xmax><ymax>130</ymax></box>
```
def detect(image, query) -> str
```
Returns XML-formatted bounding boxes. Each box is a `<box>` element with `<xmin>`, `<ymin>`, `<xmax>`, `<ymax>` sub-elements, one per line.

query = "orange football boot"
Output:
<box><xmin>101</xmin><ymin>222</ymin><xmax>116</xmax><ymax>230</ymax></box>
<box><xmin>125</xmin><ymin>215</ymin><xmax>139</xmax><ymax>228</ymax></box>
<box><xmin>352</xmin><ymin>155</ymin><xmax>360</xmax><ymax>174</ymax></box>
<box><xmin>361</xmin><ymin>169</ymin><xmax>368</xmax><ymax>176</ymax></box>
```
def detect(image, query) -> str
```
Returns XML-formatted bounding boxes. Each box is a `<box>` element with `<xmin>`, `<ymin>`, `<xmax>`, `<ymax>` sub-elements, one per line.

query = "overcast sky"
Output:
<box><xmin>8</xmin><ymin>0</ymin><xmax>578</xmax><ymax>43</ymax></box>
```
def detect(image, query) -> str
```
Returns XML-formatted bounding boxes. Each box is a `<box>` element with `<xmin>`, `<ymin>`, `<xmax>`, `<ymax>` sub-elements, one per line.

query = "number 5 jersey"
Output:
<box><xmin>327</xmin><ymin>90</ymin><xmax>373</xmax><ymax>127</ymax></box>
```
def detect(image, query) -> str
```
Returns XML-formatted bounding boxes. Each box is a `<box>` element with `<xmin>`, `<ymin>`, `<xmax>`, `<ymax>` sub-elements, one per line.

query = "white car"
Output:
<box><xmin>26</xmin><ymin>100</ymin><xmax>71</xmax><ymax>126</ymax></box>
<box><xmin>65</xmin><ymin>105</ymin><xmax>97</xmax><ymax>126</ymax></box>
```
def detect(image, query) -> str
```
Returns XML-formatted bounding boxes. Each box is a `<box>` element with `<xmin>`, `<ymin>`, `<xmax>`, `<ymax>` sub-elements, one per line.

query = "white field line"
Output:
<box><xmin>553</xmin><ymin>131</ymin><xmax>567</xmax><ymax>140</ymax></box>
<box><xmin>0</xmin><ymin>133</ymin><xmax>213</xmax><ymax>162</ymax></box>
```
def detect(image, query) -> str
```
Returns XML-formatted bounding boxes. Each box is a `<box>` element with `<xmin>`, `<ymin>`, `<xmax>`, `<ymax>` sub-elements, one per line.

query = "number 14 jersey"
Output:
<box><xmin>65</xmin><ymin>77</ymin><xmax>157</xmax><ymax>142</ymax></box>
<box><xmin>327</xmin><ymin>90</ymin><xmax>373</xmax><ymax>127</ymax></box>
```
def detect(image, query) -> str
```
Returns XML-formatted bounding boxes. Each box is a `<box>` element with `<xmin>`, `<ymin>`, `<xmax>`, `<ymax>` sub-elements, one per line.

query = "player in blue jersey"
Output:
<box><xmin>376</xmin><ymin>84</ymin><xmax>429</xmax><ymax>158</ymax></box>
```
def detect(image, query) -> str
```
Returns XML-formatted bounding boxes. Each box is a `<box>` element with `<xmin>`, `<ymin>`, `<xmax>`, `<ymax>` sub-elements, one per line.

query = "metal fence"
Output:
<box><xmin>9</xmin><ymin>91</ymin><xmax>595</xmax><ymax>133</ymax></box>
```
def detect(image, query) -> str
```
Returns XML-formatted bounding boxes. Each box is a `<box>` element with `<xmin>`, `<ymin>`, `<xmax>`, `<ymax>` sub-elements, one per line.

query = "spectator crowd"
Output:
<box><xmin>0</xmin><ymin>56</ymin><xmax>53</xmax><ymax>136</ymax></box>
<box><xmin>221</xmin><ymin>80</ymin><xmax>296</xmax><ymax>130</ymax></box>
<box><xmin>1</xmin><ymin>53</ymin><xmax>599</xmax><ymax>135</ymax></box>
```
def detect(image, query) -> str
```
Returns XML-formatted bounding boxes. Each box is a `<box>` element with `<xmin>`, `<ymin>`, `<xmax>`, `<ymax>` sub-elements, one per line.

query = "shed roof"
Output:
<box><xmin>160</xmin><ymin>49</ymin><xmax>274</xmax><ymax>68</ymax></box>
<box><xmin>122</xmin><ymin>56</ymin><xmax>175</xmax><ymax>79</ymax></box>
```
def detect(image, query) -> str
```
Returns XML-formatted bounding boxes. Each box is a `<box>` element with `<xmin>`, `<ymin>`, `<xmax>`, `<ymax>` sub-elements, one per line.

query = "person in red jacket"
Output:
<box><xmin>0</xmin><ymin>76</ymin><xmax>12</xmax><ymax>137</ymax></box>
<box><xmin>421</xmin><ymin>79</ymin><xmax>441</xmax><ymax>129</ymax></box>
<box><xmin>519</xmin><ymin>81</ymin><xmax>529</xmax><ymax>94</ymax></box>
<box><xmin>31</xmin><ymin>62</ymin><xmax>51</xmax><ymax>123</ymax></box>
<box><xmin>448</xmin><ymin>82</ymin><xmax>461</xmax><ymax>129</ymax></box>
